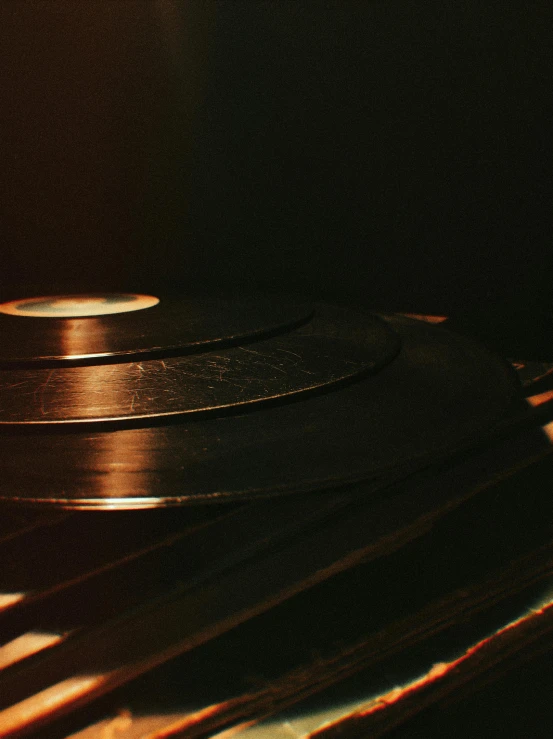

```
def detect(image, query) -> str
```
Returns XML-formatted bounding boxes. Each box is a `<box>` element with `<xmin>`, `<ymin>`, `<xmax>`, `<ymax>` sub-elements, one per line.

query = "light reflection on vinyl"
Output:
<box><xmin>0</xmin><ymin>308</ymin><xmax>399</xmax><ymax>423</ymax></box>
<box><xmin>0</xmin><ymin>294</ymin><xmax>313</xmax><ymax>365</ymax></box>
<box><xmin>0</xmin><ymin>308</ymin><xmax>519</xmax><ymax>509</ymax></box>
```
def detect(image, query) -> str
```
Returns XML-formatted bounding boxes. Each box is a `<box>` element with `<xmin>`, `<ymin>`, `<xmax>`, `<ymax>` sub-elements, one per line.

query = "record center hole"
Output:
<box><xmin>0</xmin><ymin>294</ymin><xmax>160</xmax><ymax>318</ymax></box>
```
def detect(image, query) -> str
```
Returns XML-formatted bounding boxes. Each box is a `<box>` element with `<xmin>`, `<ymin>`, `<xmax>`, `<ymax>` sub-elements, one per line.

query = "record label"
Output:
<box><xmin>0</xmin><ymin>294</ymin><xmax>160</xmax><ymax>318</ymax></box>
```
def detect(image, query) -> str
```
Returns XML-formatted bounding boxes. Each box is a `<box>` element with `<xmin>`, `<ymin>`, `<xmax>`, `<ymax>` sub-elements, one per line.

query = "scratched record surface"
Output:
<box><xmin>0</xmin><ymin>306</ymin><xmax>399</xmax><ymax>424</ymax></box>
<box><xmin>0</xmin><ymin>308</ymin><xmax>518</xmax><ymax>509</ymax></box>
<box><xmin>0</xmin><ymin>293</ymin><xmax>313</xmax><ymax>364</ymax></box>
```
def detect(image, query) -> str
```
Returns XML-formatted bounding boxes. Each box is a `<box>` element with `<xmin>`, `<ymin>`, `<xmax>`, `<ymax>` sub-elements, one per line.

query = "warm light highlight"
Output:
<box><xmin>0</xmin><ymin>593</ymin><xmax>26</xmax><ymax>612</ymax></box>
<box><xmin>0</xmin><ymin>674</ymin><xmax>105</xmax><ymax>738</ymax></box>
<box><xmin>0</xmin><ymin>631</ymin><xmax>65</xmax><ymax>671</ymax></box>
<box><xmin>527</xmin><ymin>390</ymin><xmax>553</xmax><ymax>408</ymax></box>
<box><xmin>541</xmin><ymin>420</ymin><xmax>553</xmax><ymax>443</ymax></box>
<box><xmin>400</xmin><ymin>313</ymin><xmax>448</xmax><ymax>325</ymax></box>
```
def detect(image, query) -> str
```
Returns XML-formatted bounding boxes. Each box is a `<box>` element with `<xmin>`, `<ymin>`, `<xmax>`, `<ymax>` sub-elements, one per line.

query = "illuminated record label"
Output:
<box><xmin>0</xmin><ymin>294</ymin><xmax>160</xmax><ymax>318</ymax></box>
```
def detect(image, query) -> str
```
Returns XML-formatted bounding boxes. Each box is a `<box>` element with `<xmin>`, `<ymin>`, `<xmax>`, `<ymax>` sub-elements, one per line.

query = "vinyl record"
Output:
<box><xmin>0</xmin><ymin>293</ymin><xmax>313</xmax><ymax>365</ymax></box>
<box><xmin>0</xmin><ymin>309</ymin><xmax>519</xmax><ymax>509</ymax></box>
<box><xmin>0</xmin><ymin>307</ymin><xmax>400</xmax><ymax>424</ymax></box>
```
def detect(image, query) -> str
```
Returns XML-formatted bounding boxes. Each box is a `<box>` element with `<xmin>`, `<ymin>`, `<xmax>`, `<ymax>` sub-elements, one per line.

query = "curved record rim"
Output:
<box><xmin>0</xmin><ymin>308</ymin><xmax>399</xmax><ymax>424</ymax></box>
<box><xmin>0</xmin><ymin>312</ymin><xmax>519</xmax><ymax>509</ymax></box>
<box><xmin>0</xmin><ymin>294</ymin><xmax>314</xmax><ymax>365</ymax></box>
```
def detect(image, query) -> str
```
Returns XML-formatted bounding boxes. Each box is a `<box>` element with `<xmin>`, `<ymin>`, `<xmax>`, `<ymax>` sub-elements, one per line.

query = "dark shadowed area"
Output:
<box><xmin>1</xmin><ymin>1</ymin><xmax>552</xmax><ymax>316</ymax></box>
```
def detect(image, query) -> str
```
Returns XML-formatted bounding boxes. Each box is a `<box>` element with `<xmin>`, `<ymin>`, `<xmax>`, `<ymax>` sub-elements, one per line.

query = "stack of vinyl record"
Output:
<box><xmin>0</xmin><ymin>291</ymin><xmax>518</xmax><ymax>507</ymax></box>
<box><xmin>1</xmin><ymin>292</ymin><xmax>553</xmax><ymax>738</ymax></box>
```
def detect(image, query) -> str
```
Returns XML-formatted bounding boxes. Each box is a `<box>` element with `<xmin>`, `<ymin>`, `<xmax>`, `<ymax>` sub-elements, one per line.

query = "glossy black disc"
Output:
<box><xmin>0</xmin><ymin>307</ymin><xmax>399</xmax><ymax>424</ymax></box>
<box><xmin>0</xmin><ymin>311</ymin><xmax>518</xmax><ymax>509</ymax></box>
<box><xmin>0</xmin><ymin>294</ymin><xmax>313</xmax><ymax>365</ymax></box>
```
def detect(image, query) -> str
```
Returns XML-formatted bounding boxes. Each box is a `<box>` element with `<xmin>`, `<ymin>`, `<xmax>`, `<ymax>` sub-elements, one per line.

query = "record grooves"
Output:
<box><xmin>0</xmin><ymin>294</ymin><xmax>315</xmax><ymax>366</ymax></box>
<box><xmin>0</xmin><ymin>294</ymin><xmax>518</xmax><ymax>509</ymax></box>
<box><xmin>0</xmin><ymin>303</ymin><xmax>399</xmax><ymax>425</ymax></box>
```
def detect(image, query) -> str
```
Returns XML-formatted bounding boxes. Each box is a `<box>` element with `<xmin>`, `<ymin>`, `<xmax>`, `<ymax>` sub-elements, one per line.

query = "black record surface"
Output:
<box><xmin>0</xmin><ymin>308</ymin><xmax>399</xmax><ymax>424</ymax></box>
<box><xmin>0</xmin><ymin>312</ymin><xmax>518</xmax><ymax>509</ymax></box>
<box><xmin>0</xmin><ymin>295</ymin><xmax>313</xmax><ymax>365</ymax></box>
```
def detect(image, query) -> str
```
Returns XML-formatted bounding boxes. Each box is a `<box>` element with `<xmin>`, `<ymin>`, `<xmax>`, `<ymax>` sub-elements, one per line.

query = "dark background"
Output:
<box><xmin>2</xmin><ymin>1</ymin><xmax>552</xmax><ymax>318</ymax></box>
<box><xmin>1</xmin><ymin>6</ymin><xmax>553</xmax><ymax>736</ymax></box>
